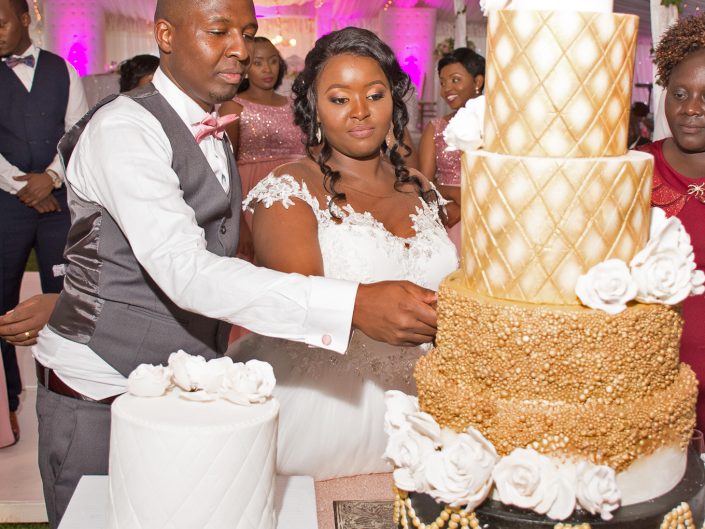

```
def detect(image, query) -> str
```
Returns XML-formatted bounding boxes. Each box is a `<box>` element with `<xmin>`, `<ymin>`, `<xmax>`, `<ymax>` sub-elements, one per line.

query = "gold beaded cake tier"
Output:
<box><xmin>483</xmin><ymin>10</ymin><xmax>638</xmax><ymax>158</ymax></box>
<box><xmin>414</xmin><ymin>274</ymin><xmax>698</xmax><ymax>472</ymax></box>
<box><xmin>461</xmin><ymin>150</ymin><xmax>653</xmax><ymax>305</ymax></box>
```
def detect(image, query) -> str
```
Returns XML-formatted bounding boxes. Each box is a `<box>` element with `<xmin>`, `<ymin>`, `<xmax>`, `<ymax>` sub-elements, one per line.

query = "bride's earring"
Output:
<box><xmin>315</xmin><ymin>123</ymin><xmax>323</xmax><ymax>143</ymax></box>
<box><xmin>385</xmin><ymin>127</ymin><xmax>395</xmax><ymax>150</ymax></box>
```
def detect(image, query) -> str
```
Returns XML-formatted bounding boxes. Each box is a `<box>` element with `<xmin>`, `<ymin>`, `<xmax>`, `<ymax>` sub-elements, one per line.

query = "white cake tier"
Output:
<box><xmin>618</xmin><ymin>445</ymin><xmax>687</xmax><ymax>506</ymax></box>
<box><xmin>108</xmin><ymin>391</ymin><xmax>279</xmax><ymax>529</ymax></box>
<box><xmin>460</xmin><ymin>149</ymin><xmax>653</xmax><ymax>305</ymax></box>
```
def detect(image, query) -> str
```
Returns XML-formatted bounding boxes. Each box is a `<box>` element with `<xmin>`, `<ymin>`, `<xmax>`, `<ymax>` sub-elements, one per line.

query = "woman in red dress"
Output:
<box><xmin>644</xmin><ymin>14</ymin><xmax>705</xmax><ymax>429</ymax></box>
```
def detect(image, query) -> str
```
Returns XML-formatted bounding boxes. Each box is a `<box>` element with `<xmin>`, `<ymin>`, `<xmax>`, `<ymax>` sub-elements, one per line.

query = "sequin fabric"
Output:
<box><xmin>431</xmin><ymin>117</ymin><xmax>461</xmax><ymax>186</ymax></box>
<box><xmin>234</xmin><ymin>97</ymin><xmax>306</xmax><ymax>164</ymax></box>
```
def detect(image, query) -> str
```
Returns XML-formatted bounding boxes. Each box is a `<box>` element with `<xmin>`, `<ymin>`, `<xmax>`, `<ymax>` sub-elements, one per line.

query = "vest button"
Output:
<box><xmin>220</xmin><ymin>224</ymin><xmax>227</xmax><ymax>235</ymax></box>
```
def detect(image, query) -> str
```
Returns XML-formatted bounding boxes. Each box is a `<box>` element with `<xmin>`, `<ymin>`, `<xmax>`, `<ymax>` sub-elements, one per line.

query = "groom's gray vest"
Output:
<box><xmin>48</xmin><ymin>85</ymin><xmax>241</xmax><ymax>375</ymax></box>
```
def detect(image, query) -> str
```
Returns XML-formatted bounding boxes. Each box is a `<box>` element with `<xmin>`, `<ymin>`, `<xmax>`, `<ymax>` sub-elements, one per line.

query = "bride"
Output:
<box><xmin>227</xmin><ymin>27</ymin><xmax>458</xmax><ymax>480</ymax></box>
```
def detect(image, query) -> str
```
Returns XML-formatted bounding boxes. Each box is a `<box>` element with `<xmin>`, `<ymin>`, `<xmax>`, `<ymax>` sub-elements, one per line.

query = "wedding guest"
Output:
<box><xmin>31</xmin><ymin>1</ymin><xmax>438</xmax><ymax>526</ymax></box>
<box><xmin>220</xmin><ymin>37</ymin><xmax>305</xmax><ymax>205</ymax></box>
<box><xmin>118</xmin><ymin>53</ymin><xmax>159</xmax><ymax>93</ymax></box>
<box><xmin>418</xmin><ymin>47</ymin><xmax>485</xmax><ymax>251</ymax></box>
<box><xmin>228</xmin><ymin>27</ymin><xmax>457</xmax><ymax>480</ymax></box>
<box><xmin>0</xmin><ymin>0</ymin><xmax>88</xmax><ymax>445</ymax></box>
<box><xmin>644</xmin><ymin>13</ymin><xmax>705</xmax><ymax>430</ymax></box>
<box><xmin>628</xmin><ymin>101</ymin><xmax>652</xmax><ymax>149</ymax></box>
<box><xmin>219</xmin><ymin>37</ymin><xmax>304</xmax><ymax>263</ymax></box>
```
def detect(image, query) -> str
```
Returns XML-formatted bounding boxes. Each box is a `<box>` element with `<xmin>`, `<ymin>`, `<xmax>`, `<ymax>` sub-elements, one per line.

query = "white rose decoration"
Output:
<box><xmin>384</xmin><ymin>390</ymin><xmax>420</xmax><ymax>433</ymax></box>
<box><xmin>201</xmin><ymin>357</ymin><xmax>234</xmax><ymax>394</ymax></box>
<box><xmin>480</xmin><ymin>0</ymin><xmax>510</xmax><ymax>15</ymax></box>
<box><xmin>222</xmin><ymin>359</ymin><xmax>276</xmax><ymax>404</ymax></box>
<box><xmin>423</xmin><ymin>428</ymin><xmax>498</xmax><ymax>510</ymax></box>
<box><xmin>168</xmin><ymin>350</ymin><xmax>209</xmax><ymax>392</ymax></box>
<box><xmin>384</xmin><ymin>427</ymin><xmax>436</xmax><ymax>470</ymax></box>
<box><xmin>492</xmin><ymin>448</ymin><xmax>576</xmax><ymax>520</ymax></box>
<box><xmin>575</xmin><ymin>461</ymin><xmax>621</xmax><ymax>520</ymax></box>
<box><xmin>630</xmin><ymin>208</ymin><xmax>703</xmax><ymax>305</ymax></box>
<box><xmin>127</xmin><ymin>364</ymin><xmax>172</xmax><ymax>397</ymax></box>
<box><xmin>444</xmin><ymin>95</ymin><xmax>485</xmax><ymax>152</ymax></box>
<box><xmin>407</xmin><ymin>411</ymin><xmax>442</xmax><ymax>446</ymax></box>
<box><xmin>575</xmin><ymin>259</ymin><xmax>637</xmax><ymax>314</ymax></box>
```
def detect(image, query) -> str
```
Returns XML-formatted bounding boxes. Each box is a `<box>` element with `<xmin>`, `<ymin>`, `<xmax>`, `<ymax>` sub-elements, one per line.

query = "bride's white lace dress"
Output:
<box><xmin>227</xmin><ymin>174</ymin><xmax>458</xmax><ymax>480</ymax></box>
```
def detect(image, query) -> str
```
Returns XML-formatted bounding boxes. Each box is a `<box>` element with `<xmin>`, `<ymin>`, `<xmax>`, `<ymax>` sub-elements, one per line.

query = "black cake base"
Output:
<box><xmin>397</xmin><ymin>447</ymin><xmax>705</xmax><ymax>529</ymax></box>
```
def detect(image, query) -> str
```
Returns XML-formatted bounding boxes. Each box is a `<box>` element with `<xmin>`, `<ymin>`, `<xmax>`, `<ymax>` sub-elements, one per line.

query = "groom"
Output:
<box><xmin>33</xmin><ymin>0</ymin><xmax>438</xmax><ymax>526</ymax></box>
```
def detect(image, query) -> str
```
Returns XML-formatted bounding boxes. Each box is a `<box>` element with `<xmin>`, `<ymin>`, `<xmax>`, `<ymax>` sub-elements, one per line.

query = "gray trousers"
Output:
<box><xmin>36</xmin><ymin>384</ymin><xmax>111</xmax><ymax>529</ymax></box>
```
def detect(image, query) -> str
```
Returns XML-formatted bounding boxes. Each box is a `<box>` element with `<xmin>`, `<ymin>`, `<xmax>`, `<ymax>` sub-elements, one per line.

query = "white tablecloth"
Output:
<box><xmin>58</xmin><ymin>475</ymin><xmax>317</xmax><ymax>529</ymax></box>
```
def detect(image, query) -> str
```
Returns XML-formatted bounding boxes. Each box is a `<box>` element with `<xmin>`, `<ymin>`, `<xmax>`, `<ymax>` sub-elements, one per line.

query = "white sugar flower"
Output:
<box><xmin>423</xmin><ymin>428</ymin><xmax>498</xmax><ymax>510</ymax></box>
<box><xmin>480</xmin><ymin>0</ymin><xmax>511</xmax><ymax>15</ymax></box>
<box><xmin>492</xmin><ymin>448</ymin><xmax>576</xmax><ymax>520</ymax></box>
<box><xmin>444</xmin><ymin>95</ymin><xmax>485</xmax><ymax>152</ymax></box>
<box><xmin>575</xmin><ymin>461</ymin><xmax>621</xmax><ymax>520</ymax></box>
<box><xmin>385</xmin><ymin>427</ymin><xmax>436</xmax><ymax>493</ymax></box>
<box><xmin>575</xmin><ymin>259</ymin><xmax>637</xmax><ymax>314</ymax></box>
<box><xmin>127</xmin><ymin>364</ymin><xmax>172</xmax><ymax>397</ymax></box>
<box><xmin>631</xmin><ymin>209</ymin><xmax>701</xmax><ymax>305</ymax></box>
<box><xmin>221</xmin><ymin>359</ymin><xmax>276</xmax><ymax>405</ymax></box>
<box><xmin>168</xmin><ymin>350</ymin><xmax>209</xmax><ymax>392</ymax></box>
<box><xmin>384</xmin><ymin>390</ymin><xmax>420</xmax><ymax>434</ymax></box>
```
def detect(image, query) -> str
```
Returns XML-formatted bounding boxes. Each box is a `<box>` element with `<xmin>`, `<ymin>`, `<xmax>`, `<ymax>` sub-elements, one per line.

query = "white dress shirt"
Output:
<box><xmin>0</xmin><ymin>43</ymin><xmax>89</xmax><ymax>194</ymax></box>
<box><xmin>33</xmin><ymin>68</ymin><xmax>357</xmax><ymax>399</ymax></box>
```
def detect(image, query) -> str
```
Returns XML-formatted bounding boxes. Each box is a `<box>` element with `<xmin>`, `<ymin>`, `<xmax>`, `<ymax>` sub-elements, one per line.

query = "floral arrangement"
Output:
<box><xmin>126</xmin><ymin>350</ymin><xmax>276</xmax><ymax>405</ymax></box>
<box><xmin>443</xmin><ymin>95</ymin><xmax>485</xmax><ymax>152</ymax></box>
<box><xmin>660</xmin><ymin>0</ymin><xmax>685</xmax><ymax>12</ymax></box>
<box><xmin>576</xmin><ymin>208</ymin><xmax>705</xmax><ymax>314</ymax></box>
<box><xmin>384</xmin><ymin>391</ymin><xmax>621</xmax><ymax>520</ymax></box>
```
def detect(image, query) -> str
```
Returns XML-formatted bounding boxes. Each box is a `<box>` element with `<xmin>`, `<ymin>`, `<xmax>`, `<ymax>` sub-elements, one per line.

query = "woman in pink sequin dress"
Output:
<box><xmin>418</xmin><ymin>48</ymin><xmax>485</xmax><ymax>251</ymax></box>
<box><xmin>220</xmin><ymin>37</ymin><xmax>306</xmax><ymax>230</ymax></box>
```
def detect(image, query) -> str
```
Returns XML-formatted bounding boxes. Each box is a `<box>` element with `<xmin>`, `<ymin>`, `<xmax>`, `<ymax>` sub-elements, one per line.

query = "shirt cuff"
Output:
<box><xmin>303</xmin><ymin>276</ymin><xmax>358</xmax><ymax>354</ymax></box>
<box><xmin>47</xmin><ymin>155</ymin><xmax>65</xmax><ymax>180</ymax></box>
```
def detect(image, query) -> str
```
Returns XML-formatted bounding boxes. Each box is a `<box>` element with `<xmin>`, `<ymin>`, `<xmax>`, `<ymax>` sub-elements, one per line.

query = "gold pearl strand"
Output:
<box><xmin>394</xmin><ymin>489</ymin><xmax>480</xmax><ymax>529</ymax></box>
<box><xmin>659</xmin><ymin>502</ymin><xmax>698</xmax><ymax>529</ymax></box>
<box><xmin>395</xmin><ymin>489</ymin><xmax>703</xmax><ymax>529</ymax></box>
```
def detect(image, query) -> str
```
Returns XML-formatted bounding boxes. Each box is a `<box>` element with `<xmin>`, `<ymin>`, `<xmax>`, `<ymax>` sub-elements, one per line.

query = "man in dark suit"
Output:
<box><xmin>0</xmin><ymin>0</ymin><xmax>88</xmax><ymax>444</ymax></box>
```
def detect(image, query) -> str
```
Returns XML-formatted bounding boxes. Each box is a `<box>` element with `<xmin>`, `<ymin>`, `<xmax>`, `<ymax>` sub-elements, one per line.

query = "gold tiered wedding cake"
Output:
<box><xmin>385</xmin><ymin>1</ymin><xmax>705</xmax><ymax>527</ymax></box>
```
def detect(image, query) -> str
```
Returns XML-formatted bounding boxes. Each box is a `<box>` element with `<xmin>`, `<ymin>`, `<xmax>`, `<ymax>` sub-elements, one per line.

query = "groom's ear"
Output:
<box><xmin>154</xmin><ymin>19</ymin><xmax>174</xmax><ymax>55</ymax></box>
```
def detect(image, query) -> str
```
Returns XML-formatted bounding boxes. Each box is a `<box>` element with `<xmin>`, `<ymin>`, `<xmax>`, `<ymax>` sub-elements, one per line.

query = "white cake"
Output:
<box><xmin>108</xmin><ymin>355</ymin><xmax>279</xmax><ymax>529</ymax></box>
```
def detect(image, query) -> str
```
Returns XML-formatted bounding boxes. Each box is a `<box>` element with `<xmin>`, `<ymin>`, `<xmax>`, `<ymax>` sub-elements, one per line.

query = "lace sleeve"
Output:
<box><xmin>427</xmin><ymin>180</ymin><xmax>450</xmax><ymax>207</ymax></box>
<box><xmin>243</xmin><ymin>174</ymin><xmax>324</xmax><ymax>219</ymax></box>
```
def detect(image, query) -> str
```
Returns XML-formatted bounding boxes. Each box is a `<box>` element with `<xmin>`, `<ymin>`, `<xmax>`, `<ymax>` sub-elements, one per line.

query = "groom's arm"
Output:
<box><xmin>252</xmin><ymin>188</ymin><xmax>438</xmax><ymax>347</ymax></box>
<box><xmin>66</xmin><ymin>98</ymin><xmax>360</xmax><ymax>353</ymax></box>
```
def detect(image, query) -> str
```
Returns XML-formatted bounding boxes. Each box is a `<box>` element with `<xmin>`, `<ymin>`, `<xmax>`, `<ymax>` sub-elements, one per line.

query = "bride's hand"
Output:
<box><xmin>353</xmin><ymin>281</ymin><xmax>437</xmax><ymax>346</ymax></box>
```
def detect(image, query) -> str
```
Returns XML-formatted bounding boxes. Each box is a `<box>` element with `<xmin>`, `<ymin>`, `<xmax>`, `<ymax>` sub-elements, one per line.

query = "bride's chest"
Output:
<box><xmin>316</xmin><ymin>216</ymin><xmax>458</xmax><ymax>289</ymax></box>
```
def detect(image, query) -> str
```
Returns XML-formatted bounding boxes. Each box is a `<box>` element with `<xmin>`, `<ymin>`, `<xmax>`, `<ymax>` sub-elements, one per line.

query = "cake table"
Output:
<box><xmin>58</xmin><ymin>475</ymin><xmax>317</xmax><ymax>529</ymax></box>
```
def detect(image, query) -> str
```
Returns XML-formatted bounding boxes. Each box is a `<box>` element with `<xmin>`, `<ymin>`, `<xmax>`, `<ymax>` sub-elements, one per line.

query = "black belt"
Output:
<box><xmin>35</xmin><ymin>361</ymin><xmax>119</xmax><ymax>405</ymax></box>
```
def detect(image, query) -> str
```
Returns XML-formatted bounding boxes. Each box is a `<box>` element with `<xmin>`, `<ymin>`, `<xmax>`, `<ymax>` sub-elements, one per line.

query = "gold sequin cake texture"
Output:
<box><xmin>416</xmin><ymin>275</ymin><xmax>697</xmax><ymax>471</ymax></box>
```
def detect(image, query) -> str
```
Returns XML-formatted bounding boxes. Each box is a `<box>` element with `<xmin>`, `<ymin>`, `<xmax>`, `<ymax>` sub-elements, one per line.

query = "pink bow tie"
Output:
<box><xmin>192</xmin><ymin>112</ymin><xmax>239</xmax><ymax>143</ymax></box>
<box><xmin>5</xmin><ymin>55</ymin><xmax>35</xmax><ymax>69</ymax></box>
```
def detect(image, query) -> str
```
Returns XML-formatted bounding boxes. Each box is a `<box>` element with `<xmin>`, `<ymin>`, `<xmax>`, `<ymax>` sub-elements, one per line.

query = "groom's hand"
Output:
<box><xmin>353</xmin><ymin>281</ymin><xmax>437</xmax><ymax>346</ymax></box>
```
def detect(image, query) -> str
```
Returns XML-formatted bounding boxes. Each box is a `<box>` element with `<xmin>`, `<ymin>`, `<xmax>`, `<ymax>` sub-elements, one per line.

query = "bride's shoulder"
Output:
<box><xmin>244</xmin><ymin>159</ymin><xmax>324</xmax><ymax>215</ymax></box>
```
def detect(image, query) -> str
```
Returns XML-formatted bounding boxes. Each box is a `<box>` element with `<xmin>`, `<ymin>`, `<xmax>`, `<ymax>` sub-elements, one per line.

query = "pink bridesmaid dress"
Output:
<box><xmin>430</xmin><ymin>117</ymin><xmax>462</xmax><ymax>252</ymax></box>
<box><xmin>234</xmin><ymin>97</ymin><xmax>306</xmax><ymax>227</ymax></box>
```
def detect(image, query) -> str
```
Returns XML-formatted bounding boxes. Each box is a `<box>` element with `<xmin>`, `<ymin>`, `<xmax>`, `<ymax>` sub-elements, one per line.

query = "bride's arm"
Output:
<box><xmin>250</xmin><ymin>195</ymin><xmax>323</xmax><ymax>276</ymax></box>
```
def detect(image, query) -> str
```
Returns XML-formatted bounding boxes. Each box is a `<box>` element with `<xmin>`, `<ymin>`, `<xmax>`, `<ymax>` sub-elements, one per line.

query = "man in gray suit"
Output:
<box><xmin>33</xmin><ymin>0</ymin><xmax>438</xmax><ymax>526</ymax></box>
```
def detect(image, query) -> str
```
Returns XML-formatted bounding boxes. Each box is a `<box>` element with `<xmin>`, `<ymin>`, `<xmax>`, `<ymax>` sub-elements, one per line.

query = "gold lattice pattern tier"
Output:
<box><xmin>483</xmin><ymin>10</ymin><xmax>638</xmax><ymax>158</ymax></box>
<box><xmin>460</xmin><ymin>150</ymin><xmax>653</xmax><ymax>305</ymax></box>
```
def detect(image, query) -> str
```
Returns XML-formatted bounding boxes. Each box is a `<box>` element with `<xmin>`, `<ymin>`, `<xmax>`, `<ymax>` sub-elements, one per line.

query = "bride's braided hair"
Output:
<box><xmin>291</xmin><ymin>27</ymin><xmax>440</xmax><ymax>218</ymax></box>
